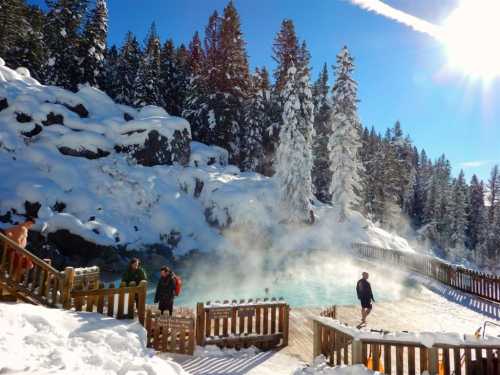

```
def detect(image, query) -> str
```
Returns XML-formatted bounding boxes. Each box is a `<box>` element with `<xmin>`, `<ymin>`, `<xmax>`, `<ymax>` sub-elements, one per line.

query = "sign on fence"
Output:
<box><xmin>146</xmin><ymin>308</ymin><xmax>196</xmax><ymax>355</ymax></box>
<box><xmin>196</xmin><ymin>298</ymin><xmax>289</xmax><ymax>350</ymax></box>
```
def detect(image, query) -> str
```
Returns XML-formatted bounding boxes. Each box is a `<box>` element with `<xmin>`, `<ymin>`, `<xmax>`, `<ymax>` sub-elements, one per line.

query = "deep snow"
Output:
<box><xmin>0</xmin><ymin>302</ymin><xmax>187</xmax><ymax>375</ymax></box>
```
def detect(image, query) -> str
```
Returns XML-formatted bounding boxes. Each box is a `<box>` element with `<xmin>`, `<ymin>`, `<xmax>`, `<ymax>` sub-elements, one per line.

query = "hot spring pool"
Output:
<box><xmin>145</xmin><ymin>252</ymin><xmax>418</xmax><ymax>308</ymax></box>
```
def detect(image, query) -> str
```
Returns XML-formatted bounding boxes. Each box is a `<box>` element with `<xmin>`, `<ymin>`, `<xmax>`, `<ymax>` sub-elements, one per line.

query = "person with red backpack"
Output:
<box><xmin>154</xmin><ymin>266</ymin><xmax>181</xmax><ymax>315</ymax></box>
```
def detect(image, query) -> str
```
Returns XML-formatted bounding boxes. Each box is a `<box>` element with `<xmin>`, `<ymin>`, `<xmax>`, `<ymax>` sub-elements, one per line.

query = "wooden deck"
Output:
<box><xmin>282</xmin><ymin>284</ymin><xmax>500</xmax><ymax>363</ymax></box>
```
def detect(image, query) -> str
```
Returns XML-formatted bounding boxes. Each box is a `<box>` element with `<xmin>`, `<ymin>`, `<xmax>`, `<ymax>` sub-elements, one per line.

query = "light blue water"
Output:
<box><xmin>145</xmin><ymin>251</ymin><xmax>418</xmax><ymax>308</ymax></box>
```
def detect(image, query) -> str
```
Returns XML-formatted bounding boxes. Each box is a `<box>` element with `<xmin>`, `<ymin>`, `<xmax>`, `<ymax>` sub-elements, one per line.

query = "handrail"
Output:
<box><xmin>352</xmin><ymin>242</ymin><xmax>500</xmax><ymax>303</ymax></box>
<box><xmin>0</xmin><ymin>232</ymin><xmax>63</xmax><ymax>278</ymax></box>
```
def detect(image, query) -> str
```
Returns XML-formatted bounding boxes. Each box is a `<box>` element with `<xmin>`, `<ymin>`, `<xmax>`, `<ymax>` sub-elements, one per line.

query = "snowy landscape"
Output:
<box><xmin>1</xmin><ymin>0</ymin><xmax>500</xmax><ymax>374</ymax></box>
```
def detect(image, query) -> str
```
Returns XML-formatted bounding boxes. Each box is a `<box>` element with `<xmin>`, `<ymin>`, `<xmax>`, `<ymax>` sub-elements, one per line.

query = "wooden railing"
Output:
<box><xmin>352</xmin><ymin>243</ymin><xmax>500</xmax><ymax>303</ymax></box>
<box><xmin>69</xmin><ymin>280</ymin><xmax>147</xmax><ymax>324</ymax></box>
<box><xmin>196</xmin><ymin>298</ymin><xmax>290</xmax><ymax>350</ymax></box>
<box><xmin>0</xmin><ymin>232</ymin><xmax>73</xmax><ymax>307</ymax></box>
<box><xmin>313</xmin><ymin>317</ymin><xmax>500</xmax><ymax>375</ymax></box>
<box><xmin>146</xmin><ymin>307</ymin><xmax>195</xmax><ymax>355</ymax></box>
<box><xmin>0</xmin><ymin>232</ymin><xmax>147</xmax><ymax>325</ymax></box>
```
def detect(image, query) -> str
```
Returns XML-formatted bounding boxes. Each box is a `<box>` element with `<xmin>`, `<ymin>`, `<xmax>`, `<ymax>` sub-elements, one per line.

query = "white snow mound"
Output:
<box><xmin>0</xmin><ymin>303</ymin><xmax>187</xmax><ymax>375</ymax></box>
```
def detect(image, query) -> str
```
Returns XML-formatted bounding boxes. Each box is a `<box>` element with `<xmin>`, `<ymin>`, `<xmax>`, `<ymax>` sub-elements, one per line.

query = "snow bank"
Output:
<box><xmin>0</xmin><ymin>303</ymin><xmax>187</xmax><ymax>375</ymax></box>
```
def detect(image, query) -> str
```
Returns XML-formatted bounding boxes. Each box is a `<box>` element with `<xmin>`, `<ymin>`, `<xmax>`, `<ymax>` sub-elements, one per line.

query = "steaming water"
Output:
<box><xmin>146</xmin><ymin>251</ymin><xmax>418</xmax><ymax>308</ymax></box>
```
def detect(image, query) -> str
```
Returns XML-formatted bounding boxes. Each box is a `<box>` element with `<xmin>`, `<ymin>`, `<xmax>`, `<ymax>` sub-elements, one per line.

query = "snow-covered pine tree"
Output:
<box><xmin>0</xmin><ymin>0</ymin><xmax>29</xmax><ymax>65</ymax></box>
<box><xmin>328</xmin><ymin>46</ymin><xmax>364</xmax><ymax>221</ymax></box>
<box><xmin>485</xmin><ymin>164</ymin><xmax>500</xmax><ymax>259</ymax></box>
<box><xmin>487</xmin><ymin>164</ymin><xmax>500</xmax><ymax>224</ymax></box>
<box><xmin>183</xmin><ymin>31</ymin><xmax>208</xmax><ymax>142</ymax></box>
<box><xmin>414</xmin><ymin>149</ymin><xmax>432</xmax><ymax>225</ymax></box>
<box><xmin>274</xmin><ymin>63</ymin><xmax>315</xmax><ymax>223</ymax></box>
<box><xmin>449</xmin><ymin>170</ymin><xmax>468</xmax><ymax>252</ymax></box>
<box><xmin>102</xmin><ymin>45</ymin><xmax>119</xmax><ymax>98</ymax></box>
<box><xmin>4</xmin><ymin>4</ymin><xmax>46</xmax><ymax>81</ymax></box>
<box><xmin>201</xmin><ymin>1</ymin><xmax>250</xmax><ymax>165</ymax></box>
<box><xmin>133</xmin><ymin>23</ymin><xmax>161</xmax><ymax>107</ymax></box>
<box><xmin>266</xmin><ymin>19</ymin><xmax>303</xmax><ymax>176</ymax></box>
<box><xmin>115</xmin><ymin>31</ymin><xmax>141</xmax><ymax>105</ymax></box>
<box><xmin>77</xmin><ymin>0</ymin><xmax>107</xmax><ymax>88</ymax></box>
<box><xmin>311</xmin><ymin>63</ymin><xmax>333</xmax><ymax>203</ymax></box>
<box><xmin>360</xmin><ymin>127</ymin><xmax>381</xmax><ymax>220</ymax></box>
<box><xmin>240</xmin><ymin>67</ymin><xmax>270</xmax><ymax>172</ymax></box>
<box><xmin>159</xmin><ymin>39</ymin><xmax>178</xmax><ymax>115</ymax></box>
<box><xmin>174</xmin><ymin>43</ymin><xmax>190</xmax><ymax>116</ymax></box>
<box><xmin>44</xmin><ymin>0</ymin><xmax>88</xmax><ymax>90</ymax></box>
<box><xmin>467</xmin><ymin>174</ymin><xmax>486</xmax><ymax>252</ymax></box>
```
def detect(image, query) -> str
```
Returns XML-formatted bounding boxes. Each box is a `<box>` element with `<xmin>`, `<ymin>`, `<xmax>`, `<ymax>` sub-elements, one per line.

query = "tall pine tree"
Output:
<box><xmin>115</xmin><ymin>31</ymin><xmax>141</xmax><ymax>105</ymax></box>
<box><xmin>311</xmin><ymin>63</ymin><xmax>333</xmax><ymax>203</ymax></box>
<box><xmin>274</xmin><ymin>63</ymin><xmax>315</xmax><ymax>223</ymax></box>
<box><xmin>44</xmin><ymin>0</ymin><xmax>88</xmax><ymax>90</ymax></box>
<box><xmin>78</xmin><ymin>0</ymin><xmax>107</xmax><ymax>87</ymax></box>
<box><xmin>133</xmin><ymin>23</ymin><xmax>161</xmax><ymax>107</ymax></box>
<box><xmin>328</xmin><ymin>46</ymin><xmax>363</xmax><ymax>221</ymax></box>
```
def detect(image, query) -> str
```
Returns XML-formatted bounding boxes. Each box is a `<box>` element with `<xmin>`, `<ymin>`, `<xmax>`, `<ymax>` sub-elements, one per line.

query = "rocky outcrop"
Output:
<box><xmin>116</xmin><ymin>128</ymin><xmax>191</xmax><ymax>167</ymax></box>
<box><xmin>58</xmin><ymin>146</ymin><xmax>110</xmax><ymax>160</ymax></box>
<box><xmin>42</xmin><ymin>112</ymin><xmax>64</xmax><ymax>126</ymax></box>
<box><xmin>0</xmin><ymin>98</ymin><xmax>7</xmax><ymax>112</ymax></box>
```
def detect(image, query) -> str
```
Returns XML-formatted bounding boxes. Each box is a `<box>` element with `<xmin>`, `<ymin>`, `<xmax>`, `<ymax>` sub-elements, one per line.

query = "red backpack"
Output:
<box><xmin>174</xmin><ymin>275</ymin><xmax>182</xmax><ymax>296</ymax></box>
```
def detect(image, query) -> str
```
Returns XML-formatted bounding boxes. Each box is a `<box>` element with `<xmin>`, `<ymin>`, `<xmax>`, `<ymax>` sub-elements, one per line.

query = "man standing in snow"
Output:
<box><xmin>154</xmin><ymin>266</ymin><xmax>176</xmax><ymax>315</ymax></box>
<box><xmin>122</xmin><ymin>258</ymin><xmax>147</xmax><ymax>285</ymax></box>
<box><xmin>356</xmin><ymin>272</ymin><xmax>375</xmax><ymax>325</ymax></box>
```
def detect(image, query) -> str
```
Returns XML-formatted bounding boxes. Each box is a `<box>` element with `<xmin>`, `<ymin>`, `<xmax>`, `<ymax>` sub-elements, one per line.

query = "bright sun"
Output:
<box><xmin>442</xmin><ymin>0</ymin><xmax>500</xmax><ymax>81</ymax></box>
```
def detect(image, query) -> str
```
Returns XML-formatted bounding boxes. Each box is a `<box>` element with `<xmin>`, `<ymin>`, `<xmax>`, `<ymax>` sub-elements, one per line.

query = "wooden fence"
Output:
<box><xmin>146</xmin><ymin>307</ymin><xmax>195</xmax><ymax>355</ymax></box>
<box><xmin>196</xmin><ymin>298</ymin><xmax>290</xmax><ymax>350</ymax></box>
<box><xmin>69</xmin><ymin>280</ymin><xmax>147</xmax><ymax>324</ymax></box>
<box><xmin>313</xmin><ymin>317</ymin><xmax>500</xmax><ymax>375</ymax></box>
<box><xmin>0</xmin><ymin>232</ymin><xmax>73</xmax><ymax>307</ymax></box>
<box><xmin>352</xmin><ymin>243</ymin><xmax>500</xmax><ymax>303</ymax></box>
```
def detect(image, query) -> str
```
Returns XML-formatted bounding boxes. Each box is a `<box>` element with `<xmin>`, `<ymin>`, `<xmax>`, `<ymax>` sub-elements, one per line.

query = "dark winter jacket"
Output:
<box><xmin>122</xmin><ymin>267</ymin><xmax>147</xmax><ymax>286</ymax></box>
<box><xmin>154</xmin><ymin>275</ymin><xmax>176</xmax><ymax>310</ymax></box>
<box><xmin>356</xmin><ymin>279</ymin><xmax>374</xmax><ymax>301</ymax></box>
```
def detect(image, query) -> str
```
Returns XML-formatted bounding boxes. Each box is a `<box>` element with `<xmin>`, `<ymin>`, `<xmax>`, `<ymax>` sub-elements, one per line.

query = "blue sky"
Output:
<box><xmin>29</xmin><ymin>0</ymin><xmax>500</xmax><ymax>181</ymax></box>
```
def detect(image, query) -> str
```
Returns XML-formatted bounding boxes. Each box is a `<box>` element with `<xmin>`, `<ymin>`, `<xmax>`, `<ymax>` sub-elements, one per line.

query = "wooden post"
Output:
<box><xmin>196</xmin><ymin>302</ymin><xmax>205</xmax><ymax>346</ymax></box>
<box><xmin>117</xmin><ymin>281</ymin><xmax>126</xmax><ymax>319</ymax></box>
<box><xmin>282</xmin><ymin>305</ymin><xmax>289</xmax><ymax>347</ymax></box>
<box><xmin>137</xmin><ymin>280</ymin><xmax>147</xmax><ymax>325</ymax></box>
<box><xmin>313</xmin><ymin>320</ymin><xmax>322</xmax><ymax>360</ymax></box>
<box><xmin>61</xmin><ymin>267</ymin><xmax>75</xmax><ymax>309</ymax></box>
<box><xmin>352</xmin><ymin>339</ymin><xmax>363</xmax><ymax>364</ymax></box>
<box><xmin>428</xmin><ymin>347</ymin><xmax>439</xmax><ymax>375</ymax></box>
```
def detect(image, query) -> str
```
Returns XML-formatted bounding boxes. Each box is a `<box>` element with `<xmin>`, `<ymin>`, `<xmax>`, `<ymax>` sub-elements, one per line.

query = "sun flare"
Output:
<box><xmin>442</xmin><ymin>0</ymin><xmax>500</xmax><ymax>81</ymax></box>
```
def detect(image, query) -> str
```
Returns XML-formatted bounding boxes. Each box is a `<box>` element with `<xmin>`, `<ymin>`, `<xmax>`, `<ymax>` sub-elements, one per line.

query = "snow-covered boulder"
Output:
<box><xmin>0</xmin><ymin>64</ymin><xmax>191</xmax><ymax>165</ymax></box>
<box><xmin>190</xmin><ymin>141</ymin><xmax>229</xmax><ymax>167</ymax></box>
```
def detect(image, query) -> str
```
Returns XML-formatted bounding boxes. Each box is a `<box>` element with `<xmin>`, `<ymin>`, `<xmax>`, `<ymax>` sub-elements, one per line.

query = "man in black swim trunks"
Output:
<box><xmin>356</xmin><ymin>272</ymin><xmax>375</xmax><ymax>324</ymax></box>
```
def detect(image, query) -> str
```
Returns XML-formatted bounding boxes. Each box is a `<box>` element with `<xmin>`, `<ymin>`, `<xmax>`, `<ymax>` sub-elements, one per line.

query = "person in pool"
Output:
<box><xmin>356</xmin><ymin>272</ymin><xmax>375</xmax><ymax>325</ymax></box>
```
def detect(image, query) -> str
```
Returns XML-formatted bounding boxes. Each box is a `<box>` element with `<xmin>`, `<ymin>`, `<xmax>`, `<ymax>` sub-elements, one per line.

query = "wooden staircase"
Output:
<box><xmin>0</xmin><ymin>232</ymin><xmax>73</xmax><ymax>308</ymax></box>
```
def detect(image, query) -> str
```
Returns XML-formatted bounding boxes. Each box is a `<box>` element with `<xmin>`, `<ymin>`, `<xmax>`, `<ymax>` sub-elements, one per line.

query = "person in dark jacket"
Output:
<box><xmin>154</xmin><ymin>266</ymin><xmax>176</xmax><ymax>315</ymax></box>
<box><xmin>122</xmin><ymin>258</ymin><xmax>147</xmax><ymax>285</ymax></box>
<box><xmin>356</xmin><ymin>272</ymin><xmax>375</xmax><ymax>324</ymax></box>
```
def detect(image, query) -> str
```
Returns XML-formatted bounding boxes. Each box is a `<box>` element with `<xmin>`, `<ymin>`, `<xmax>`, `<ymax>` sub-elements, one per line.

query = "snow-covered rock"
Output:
<box><xmin>0</xmin><ymin>303</ymin><xmax>187</xmax><ymax>375</ymax></box>
<box><xmin>0</xmin><ymin>64</ymin><xmax>191</xmax><ymax>165</ymax></box>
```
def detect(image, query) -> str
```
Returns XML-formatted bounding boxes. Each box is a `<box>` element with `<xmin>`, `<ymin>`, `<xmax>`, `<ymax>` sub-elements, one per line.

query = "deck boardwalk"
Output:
<box><xmin>283</xmin><ymin>283</ymin><xmax>500</xmax><ymax>363</ymax></box>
